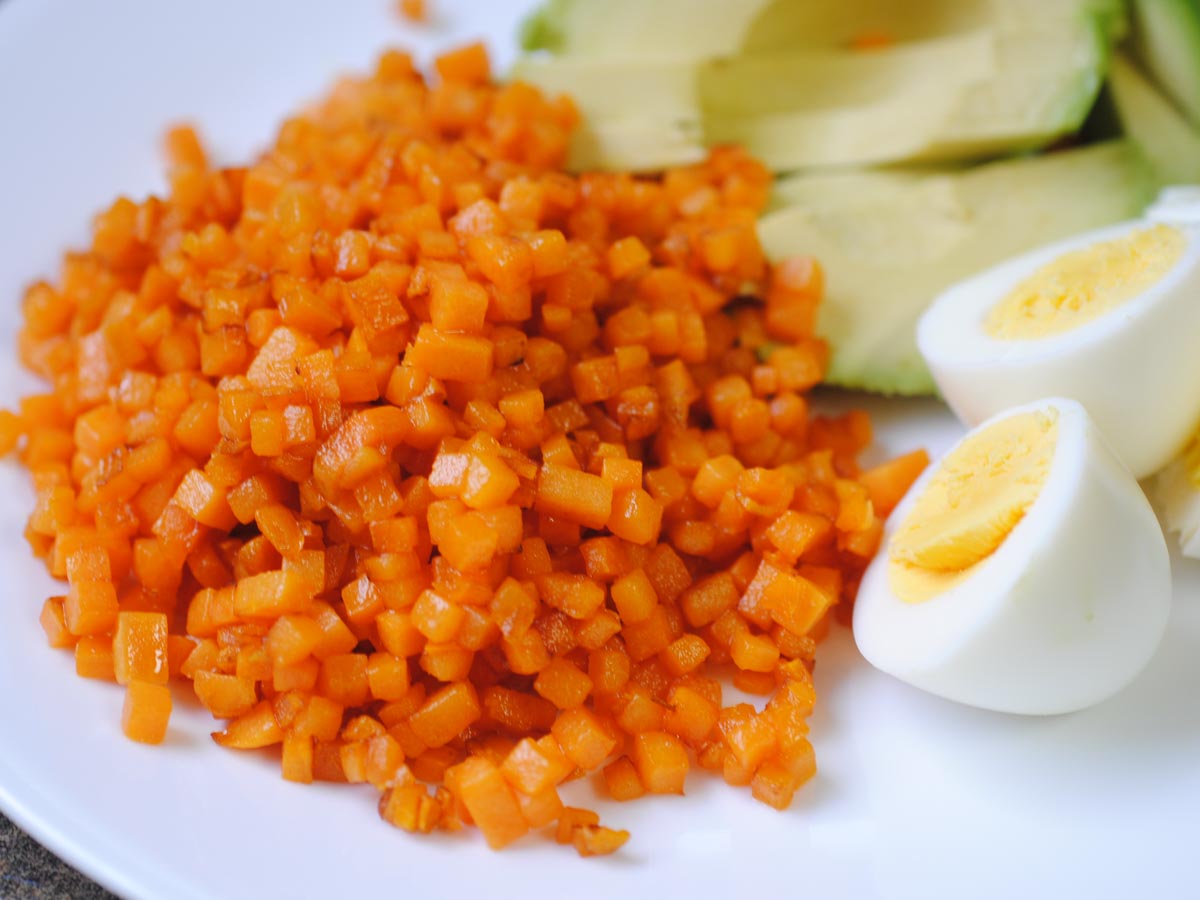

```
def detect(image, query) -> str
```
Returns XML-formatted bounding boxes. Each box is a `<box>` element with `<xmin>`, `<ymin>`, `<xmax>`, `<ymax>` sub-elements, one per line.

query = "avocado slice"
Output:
<box><xmin>519</xmin><ymin>0</ymin><xmax>773</xmax><ymax>59</ymax></box>
<box><xmin>1129</xmin><ymin>0</ymin><xmax>1200</xmax><ymax>127</ymax></box>
<box><xmin>741</xmin><ymin>0</ymin><xmax>1127</xmax><ymax>52</ymax></box>
<box><xmin>706</xmin><ymin>21</ymin><xmax>1109</xmax><ymax>170</ymax></box>
<box><xmin>1110</xmin><ymin>52</ymin><xmax>1200</xmax><ymax>184</ymax></box>
<box><xmin>508</xmin><ymin>58</ymin><xmax>705</xmax><ymax>172</ymax></box>
<box><xmin>513</xmin><ymin>12</ymin><xmax>1112</xmax><ymax>173</ymax></box>
<box><xmin>759</xmin><ymin>141</ymin><xmax>1154</xmax><ymax>396</ymax></box>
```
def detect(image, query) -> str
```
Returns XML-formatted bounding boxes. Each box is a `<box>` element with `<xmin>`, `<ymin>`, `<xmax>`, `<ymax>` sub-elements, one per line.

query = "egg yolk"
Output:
<box><xmin>984</xmin><ymin>224</ymin><xmax>1185</xmax><ymax>340</ymax></box>
<box><xmin>888</xmin><ymin>410</ymin><xmax>1058</xmax><ymax>603</ymax></box>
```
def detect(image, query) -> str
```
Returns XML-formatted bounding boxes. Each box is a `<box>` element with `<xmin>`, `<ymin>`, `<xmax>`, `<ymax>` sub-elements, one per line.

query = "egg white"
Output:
<box><xmin>853</xmin><ymin>398</ymin><xmax>1171</xmax><ymax>715</ymax></box>
<box><xmin>917</xmin><ymin>214</ymin><xmax>1200</xmax><ymax>478</ymax></box>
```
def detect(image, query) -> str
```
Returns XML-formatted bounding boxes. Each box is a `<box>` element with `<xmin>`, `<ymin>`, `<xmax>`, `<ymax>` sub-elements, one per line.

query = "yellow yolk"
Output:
<box><xmin>888</xmin><ymin>410</ymin><xmax>1058</xmax><ymax>603</ymax></box>
<box><xmin>984</xmin><ymin>224</ymin><xmax>1186</xmax><ymax>340</ymax></box>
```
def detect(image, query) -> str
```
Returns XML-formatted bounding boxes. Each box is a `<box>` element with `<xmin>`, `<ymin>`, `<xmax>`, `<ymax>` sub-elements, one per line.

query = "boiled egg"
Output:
<box><xmin>854</xmin><ymin>398</ymin><xmax>1170</xmax><ymax>715</ymax></box>
<box><xmin>917</xmin><ymin>199</ymin><xmax>1200</xmax><ymax>478</ymax></box>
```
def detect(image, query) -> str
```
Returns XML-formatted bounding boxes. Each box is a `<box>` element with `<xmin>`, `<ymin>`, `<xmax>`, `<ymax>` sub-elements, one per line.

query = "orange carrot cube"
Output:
<box><xmin>446</xmin><ymin>756</ymin><xmax>528</xmax><ymax>850</ymax></box>
<box><xmin>632</xmin><ymin>731</ymin><xmax>688</xmax><ymax>795</ymax></box>
<box><xmin>113</xmin><ymin>611</ymin><xmax>169</xmax><ymax>685</ymax></box>
<box><xmin>533</xmin><ymin>657</ymin><xmax>593</xmax><ymax>710</ymax></box>
<box><xmin>551</xmin><ymin>707</ymin><xmax>616</xmax><ymax>771</ymax></box>
<box><xmin>409</xmin><ymin>682</ymin><xmax>481</xmax><ymax>748</ymax></box>
<box><xmin>75</xmin><ymin>635</ymin><xmax>115</xmax><ymax>681</ymax></box>
<box><xmin>193</xmin><ymin>670</ymin><xmax>258</xmax><ymax>719</ymax></box>
<box><xmin>122</xmin><ymin>681</ymin><xmax>172</xmax><ymax>745</ymax></box>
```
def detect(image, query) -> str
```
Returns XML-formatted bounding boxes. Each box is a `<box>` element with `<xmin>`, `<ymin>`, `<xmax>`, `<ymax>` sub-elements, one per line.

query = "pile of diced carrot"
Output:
<box><xmin>5</xmin><ymin>44</ymin><xmax>927</xmax><ymax>854</ymax></box>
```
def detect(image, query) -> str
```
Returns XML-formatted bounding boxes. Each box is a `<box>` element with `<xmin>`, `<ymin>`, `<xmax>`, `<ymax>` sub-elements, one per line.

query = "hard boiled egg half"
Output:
<box><xmin>918</xmin><ymin>203</ymin><xmax>1200</xmax><ymax>478</ymax></box>
<box><xmin>854</xmin><ymin>398</ymin><xmax>1170</xmax><ymax>715</ymax></box>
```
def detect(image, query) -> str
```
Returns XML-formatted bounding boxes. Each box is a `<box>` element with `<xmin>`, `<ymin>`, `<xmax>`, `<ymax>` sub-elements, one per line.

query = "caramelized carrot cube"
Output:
<box><xmin>75</xmin><ymin>635</ymin><xmax>115</xmax><ymax>680</ymax></box>
<box><xmin>113</xmin><ymin>611</ymin><xmax>169</xmax><ymax>685</ymax></box>
<box><xmin>573</xmin><ymin>825</ymin><xmax>631</xmax><ymax>857</ymax></box>
<box><xmin>535</xmin><ymin>463</ymin><xmax>613</xmax><ymax>529</ymax></box>
<box><xmin>533</xmin><ymin>657</ymin><xmax>593</xmax><ymax>710</ymax></box>
<box><xmin>233</xmin><ymin>569</ymin><xmax>312</xmax><ymax>618</ymax></box>
<box><xmin>407</xmin><ymin>325</ymin><xmax>493</xmax><ymax>383</ymax></box>
<box><xmin>446</xmin><ymin>756</ymin><xmax>528</xmax><ymax>850</ymax></box>
<box><xmin>731</xmin><ymin>631</ymin><xmax>780</xmax><ymax>673</ymax></box>
<box><xmin>631</xmin><ymin>731</ymin><xmax>688</xmax><ymax>795</ymax></box>
<box><xmin>500</xmin><ymin>738</ymin><xmax>568</xmax><ymax>798</ymax></box>
<box><xmin>173</xmin><ymin>469</ymin><xmax>236</xmax><ymax>530</ymax></box>
<box><xmin>551</xmin><ymin>707</ymin><xmax>616</xmax><ymax>771</ymax></box>
<box><xmin>607</xmin><ymin>488</ymin><xmax>662</xmax><ymax>545</ymax></box>
<box><xmin>193</xmin><ymin>671</ymin><xmax>258</xmax><ymax>719</ymax></box>
<box><xmin>434</xmin><ymin>42</ymin><xmax>490</xmax><ymax>85</ymax></box>
<box><xmin>63</xmin><ymin>581</ymin><xmax>119</xmax><ymax>637</ymax></box>
<box><xmin>536</xmin><ymin>572</ymin><xmax>605</xmax><ymax>620</ymax></box>
<box><xmin>603</xmin><ymin>756</ymin><xmax>645</xmax><ymax>802</ymax></box>
<box><xmin>663</xmin><ymin>685</ymin><xmax>718</xmax><ymax>745</ymax></box>
<box><xmin>317</xmin><ymin>654</ymin><xmax>370</xmax><ymax>707</ymax></box>
<box><xmin>409</xmin><ymin>682</ymin><xmax>482</xmax><ymax>748</ymax></box>
<box><xmin>858</xmin><ymin>449</ymin><xmax>930</xmax><ymax>517</ymax></box>
<box><xmin>122</xmin><ymin>681</ymin><xmax>172</xmax><ymax>745</ymax></box>
<box><xmin>213</xmin><ymin>700</ymin><xmax>283</xmax><ymax>749</ymax></box>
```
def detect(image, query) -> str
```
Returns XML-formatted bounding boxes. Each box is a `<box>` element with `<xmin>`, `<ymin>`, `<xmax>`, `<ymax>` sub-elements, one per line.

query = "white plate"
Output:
<box><xmin>2</xmin><ymin>2</ymin><xmax>1198</xmax><ymax>897</ymax></box>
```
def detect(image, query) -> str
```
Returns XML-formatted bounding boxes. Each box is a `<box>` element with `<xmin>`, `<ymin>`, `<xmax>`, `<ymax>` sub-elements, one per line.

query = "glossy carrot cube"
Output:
<box><xmin>533</xmin><ymin>657</ymin><xmax>593</xmax><ymax>710</ymax></box>
<box><xmin>409</xmin><ymin>682</ymin><xmax>481</xmax><ymax>748</ymax></box>
<box><xmin>446</xmin><ymin>756</ymin><xmax>528</xmax><ymax>850</ymax></box>
<box><xmin>632</xmin><ymin>731</ymin><xmax>688</xmax><ymax>795</ymax></box>
<box><xmin>122</xmin><ymin>681</ymin><xmax>172</xmax><ymax>745</ymax></box>
<box><xmin>113</xmin><ymin>611</ymin><xmax>169</xmax><ymax>685</ymax></box>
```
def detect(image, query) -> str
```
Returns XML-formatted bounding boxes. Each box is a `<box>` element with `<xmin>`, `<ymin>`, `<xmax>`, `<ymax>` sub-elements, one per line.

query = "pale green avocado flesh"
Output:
<box><xmin>1129</xmin><ymin>0</ymin><xmax>1200</xmax><ymax>128</ymax></box>
<box><xmin>758</xmin><ymin>141</ymin><xmax>1154</xmax><ymax>396</ymax></box>
<box><xmin>1110</xmin><ymin>53</ymin><xmax>1200</xmax><ymax>184</ymax></box>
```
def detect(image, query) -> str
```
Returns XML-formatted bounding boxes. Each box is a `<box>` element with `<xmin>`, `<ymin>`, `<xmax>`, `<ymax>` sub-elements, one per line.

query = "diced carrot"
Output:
<box><xmin>317</xmin><ymin>654</ymin><xmax>370</xmax><ymax>707</ymax></box>
<box><xmin>113</xmin><ymin>611</ymin><xmax>169</xmax><ymax>685</ymax></box>
<box><xmin>679</xmin><ymin>573</ymin><xmax>738</xmax><ymax>628</ymax></box>
<box><xmin>9</xmin><ymin>48</ymin><xmax>889</xmax><ymax>852</ymax></box>
<box><xmin>663</xmin><ymin>684</ymin><xmax>718</xmax><ymax>745</ymax></box>
<box><xmin>602</xmin><ymin>757</ymin><xmax>645</xmax><ymax>802</ymax></box>
<box><xmin>858</xmin><ymin>449</ymin><xmax>930</xmax><ymax>517</ymax></box>
<box><xmin>551</xmin><ymin>707</ymin><xmax>616</xmax><ymax>771</ymax></box>
<box><xmin>63</xmin><ymin>580</ymin><xmax>119</xmax><ymax>637</ymax></box>
<box><xmin>75</xmin><ymin>635</ymin><xmax>116</xmax><ymax>681</ymax></box>
<box><xmin>535</xmin><ymin>464</ymin><xmax>612</xmax><ymax>529</ymax></box>
<box><xmin>573</xmin><ymin>825</ymin><xmax>631</xmax><ymax>857</ymax></box>
<box><xmin>631</xmin><ymin>731</ymin><xmax>688</xmax><ymax>795</ymax></box>
<box><xmin>495</xmin><ymin>740</ymin><xmax>556</xmax><ymax>796</ymax></box>
<box><xmin>409</xmin><ymin>682</ymin><xmax>481</xmax><ymax>748</ymax></box>
<box><xmin>213</xmin><ymin>700</ymin><xmax>283</xmax><ymax>749</ymax></box>
<box><xmin>193</xmin><ymin>670</ymin><xmax>258</xmax><ymax>719</ymax></box>
<box><xmin>536</xmin><ymin>572</ymin><xmax>605</xmax><ymax>620</ymax></box>
<box><xmin>446</xmin><ymin>756</ymin><xmax>528</xmax><ymax>850</ymax></box>
<box><xmin>534</xmin><ymin>657</ymin><xmax>593</xmax><ymax>710</ymax></box>
<box><xmin>661</xmin><ymin>634</ymin><xmax>710</xmax><ymax>677</ymax></box>
<box><xmin>122</xmin><ymin>681</ymin><xmax>172</xmax><ymax>745</ymax></box>
<box><xmin>234</xmin><ymin>569</ymin><xmax>312</xmax><ymax>618</ymax></box>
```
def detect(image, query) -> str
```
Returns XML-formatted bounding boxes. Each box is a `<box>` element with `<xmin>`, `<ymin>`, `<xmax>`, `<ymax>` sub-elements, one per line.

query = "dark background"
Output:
<box><xmin>0</xmin><ymin>818</ymin><xmax>112</xmax><ymax>899</ymax></box>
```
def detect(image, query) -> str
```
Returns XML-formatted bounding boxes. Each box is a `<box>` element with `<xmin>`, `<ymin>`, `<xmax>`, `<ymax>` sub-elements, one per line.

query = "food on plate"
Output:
<box><xmin>758</xmin><ymin>141</ymin><xmax>1151</xmax><ymax>395</ymax></box>
<box><xmin>5</xmin><ymin>44</ymin><xmax>926</xmax><ymax>853</ymax></box>
<box><xmin>917</xmin><ymin>197</ymin><xmax>1200</xmax><ymax>478</ymax></box>
<box><xmin>517</xmin><ymin>0</ymin><xmax>1200</xmax><ymax>398</ymax></box>
<box><xmin>854</xmin><ymin>398</ymin><xmax>1170</xmax><ymax>715</ymax></box>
